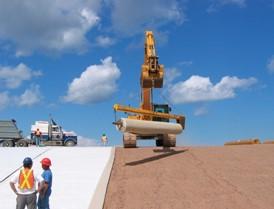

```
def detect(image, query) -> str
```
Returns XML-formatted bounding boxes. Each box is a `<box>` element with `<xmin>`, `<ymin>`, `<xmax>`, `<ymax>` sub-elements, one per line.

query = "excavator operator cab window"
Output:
<box><xmin>153</xmin><ymin>104</ymin><xmax>170</xmax><ymax>122</ymax></box>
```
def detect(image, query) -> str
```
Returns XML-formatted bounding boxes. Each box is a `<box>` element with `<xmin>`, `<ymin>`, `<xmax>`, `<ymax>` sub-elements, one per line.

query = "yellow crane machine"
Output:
<box><xmin>113</xmin><ymin>31</ymin><xmax>185</xmax><ymax>148</ymax></box>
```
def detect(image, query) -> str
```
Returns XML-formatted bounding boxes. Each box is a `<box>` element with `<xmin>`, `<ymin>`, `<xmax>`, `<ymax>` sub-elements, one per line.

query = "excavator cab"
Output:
<box><xmin>153</xmin><ymin>104</ymin><xmax>171</xmax><ymax>122</ymax></box>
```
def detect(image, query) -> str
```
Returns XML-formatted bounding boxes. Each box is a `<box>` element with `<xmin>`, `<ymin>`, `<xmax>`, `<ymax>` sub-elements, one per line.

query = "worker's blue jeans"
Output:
<box><xmin>35</xmin><ymin>136</ymin><xmax>40</xmax><ymax>146</ymax></box>
<box><xmin>37</xmin><ymin>195</ymin><xmax>50</xmax><ymax>209</ymax></box>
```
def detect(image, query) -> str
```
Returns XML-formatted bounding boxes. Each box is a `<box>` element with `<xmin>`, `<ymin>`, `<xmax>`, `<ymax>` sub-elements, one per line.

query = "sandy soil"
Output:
<box><xmin>103</xmin><ymin>145</ymin><xmax>274</xmax><ymax>209</ymax></box>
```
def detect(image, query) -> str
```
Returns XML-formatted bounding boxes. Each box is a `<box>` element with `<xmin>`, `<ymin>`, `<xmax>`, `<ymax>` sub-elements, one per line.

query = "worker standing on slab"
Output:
<box><xmin>34</xmin><ymin>128</ymin><xmax>42</xmax><ymax>147</ymax></box>
<box><xmin>101</xmin><ymin>133</ymin><xmax>108</xmax><ymax>146</ymax></box>
<box><xmin>38</xmin><ymin>158</ymin><xmax>52</xmax><ymax>209</ymax></box>
<box><xmin>10</xmin><ymin>157</ymin><xmax>42</xmax><ymax>209</ymax></box>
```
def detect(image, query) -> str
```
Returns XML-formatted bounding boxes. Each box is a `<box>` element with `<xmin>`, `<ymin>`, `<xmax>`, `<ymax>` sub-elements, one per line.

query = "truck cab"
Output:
<box><xmin>31</xmin><ymin>119</ymin><xmax>77</xmax><ymax>146</ymax></box>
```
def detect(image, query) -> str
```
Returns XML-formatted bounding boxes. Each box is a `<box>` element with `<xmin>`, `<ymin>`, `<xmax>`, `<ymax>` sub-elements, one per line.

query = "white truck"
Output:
<box><xmin>31</xmin><ymin>119</ymin><xmax>77</xmax><ymax>146</ymax></box>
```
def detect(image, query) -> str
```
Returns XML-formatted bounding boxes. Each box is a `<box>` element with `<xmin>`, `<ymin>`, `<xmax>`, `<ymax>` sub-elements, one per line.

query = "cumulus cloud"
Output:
<box><xmin>95</xmin><ymin>36</ymin><xmax>115</xmax><ymax>47</ymax></box>
<box><xmin>0</xmin><ymin>63</ymin><xmax>42</xmax><ymax>89</ymax></box>
<box><xmin>77</xmin><ymin>135</ymin><xmax>98</xmax><ymax>146</ymax></box>
<box><xmin>15</xmin><ymin>85</ymin><xmax>42</xmax><ymax>106</ymax></box>
<box><xmin>107</xmin><ymin>0</ymin><xmax>184</xmax><ymax>36</ymax></box>
<box><xmin>267</xmin><ymin>56</ymin><xmax>274</xmax><ymax>73</ymax></box>
<box><xmin>0</xmin><ymin>92</ymin><xmax>10</xmax><ymax>110</ymax></box>
<box><xmin>194</xmin><ymin>106</ymin><xmax>208</xmax><ymax>116</ymax></box>
<box><xmin>64</xmin><ymin>57</ymin><xmax>121</xmax><ymax>104</ymax></box>
<box><xmin>0</xmin><ymin>0</ymin><xmax>101</xmax><ymax>55</ymax></box>
<box><xmin>165</xmin><ymin>68</ymin><xmax>182</xmax><ymax>84</ymax></box>
<box><xmin>0</xmin><ymin>85</ymin><xmax>42</xmax><ymax>110</ymax></box>
<box><xmin>208</xmin><ymin>0</ymin><xmax>246</xmax><ymax>12</ymax></box>
<box><xmin>179</xmin><ymin>61</ymin><xmax>193</xmax><ymax>66</ymax></box>
<box><xmin>168</xmin><ymin>75</ymin><xmax>257</xmax><ymax>104</ymax></box>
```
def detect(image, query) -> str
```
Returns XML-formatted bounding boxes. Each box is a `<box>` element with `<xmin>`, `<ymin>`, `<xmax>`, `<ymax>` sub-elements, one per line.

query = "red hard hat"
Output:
<box><xmin>41</xmin><ymin>158</ymin><xmax>52</xmax><ymax>167</ymax></box>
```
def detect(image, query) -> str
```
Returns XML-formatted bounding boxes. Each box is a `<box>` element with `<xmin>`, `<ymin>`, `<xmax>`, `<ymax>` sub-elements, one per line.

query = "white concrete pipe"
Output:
<box><xmin>115</xmin><ymin>118</ymin><xmax>183</xmax><ymax>135</ymax></box>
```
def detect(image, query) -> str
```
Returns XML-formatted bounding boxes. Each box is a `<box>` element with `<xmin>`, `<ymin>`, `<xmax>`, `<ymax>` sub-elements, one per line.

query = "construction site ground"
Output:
<box><xmin>103</xmin><ymin>145</ymin><xmax>274</xmax><ymax>209</ymax></box>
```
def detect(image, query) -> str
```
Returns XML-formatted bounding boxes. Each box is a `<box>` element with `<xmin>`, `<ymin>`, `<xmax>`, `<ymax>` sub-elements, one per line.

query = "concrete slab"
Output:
<box><xmin>0</xmin><ymin>147</ymin><xmax>114</xmax><ymax>209</ymax></box>
<box><xmin>0</xmin><ymin>147</ymin><xmax>49</xmax><ymax>182</ymax></box>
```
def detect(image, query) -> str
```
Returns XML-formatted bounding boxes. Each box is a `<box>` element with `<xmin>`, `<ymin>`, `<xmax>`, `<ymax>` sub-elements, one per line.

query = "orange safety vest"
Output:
<box><xmin>18</xmin><ymin>168</ymin><xmax>35</xmax><ymax>190</ymax></box>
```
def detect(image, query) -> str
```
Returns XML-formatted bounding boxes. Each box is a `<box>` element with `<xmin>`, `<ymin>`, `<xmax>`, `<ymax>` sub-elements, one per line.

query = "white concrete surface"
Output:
<box><xmin>89</xmin><ymin>147</ymin><xmax>115</xmax><ymax>209</ymax></box>
<box><xmin>0</xmin><ymin>147</ymin><xmax>114</xmax><ymax>209</ymax></box>
<box><xmin>0</xmin><ymin>147</ymin><xmax>49</xmax><ymax>182</ymax></box>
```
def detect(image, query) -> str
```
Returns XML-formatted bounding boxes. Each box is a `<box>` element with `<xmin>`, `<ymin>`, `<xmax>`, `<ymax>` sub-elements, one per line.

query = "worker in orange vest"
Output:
<box><xmin>34</xmin><ymin>128</ymin><xmax>42</xmax><ymax>147</ymax></box>
<box><xmin>10</xmin><ymin>157</ymin><xmax>43</xmax><ymax>209</ymax></box>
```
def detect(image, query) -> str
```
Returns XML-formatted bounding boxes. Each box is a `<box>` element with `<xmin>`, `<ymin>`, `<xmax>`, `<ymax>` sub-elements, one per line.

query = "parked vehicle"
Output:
<box><xmin>0</xmin><ymin>120</ymin><xmax>30</xmax><ymax>147</ymax></box>
<box><xmin>0</xmin><ymin>118</ymin><xmax>77</xmax><ymax>147</ymax></box>
<box><xmin>31</xmin><ymin>119</ymin><xmax>77</xmax><ymax>146</ymax></box>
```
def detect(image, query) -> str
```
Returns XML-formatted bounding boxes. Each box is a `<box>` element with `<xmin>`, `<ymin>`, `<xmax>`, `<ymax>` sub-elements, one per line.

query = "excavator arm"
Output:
<box><xmin>140</xmin><ymin>31</ymin><xmax>164</xmax><ymax>113</ymax></box>
<box><xmin>141</xmin><ymin>31</ymin><xmax>164</xmax><ymax>89</ymax></box>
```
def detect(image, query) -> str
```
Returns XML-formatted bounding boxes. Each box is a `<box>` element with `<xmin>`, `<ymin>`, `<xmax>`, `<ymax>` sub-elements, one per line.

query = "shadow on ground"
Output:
<box><xmin>125</xmin><ymin>149</ymin><xmax>188</xmax><ymax>166</ymax></box>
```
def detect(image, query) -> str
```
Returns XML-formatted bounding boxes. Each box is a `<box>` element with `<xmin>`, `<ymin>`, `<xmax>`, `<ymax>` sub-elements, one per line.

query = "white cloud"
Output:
<box><xmin>77</xmin><ymin>135</ymin><xmax>98</xmax><ymax>146</ymax></box>
<box><xmin>108</xmin><ymin>0</ymin><xmax>185</xmax><ymax>36</ymax></box>
<box><xmin>267</xmin><ymin>56</ymin><xmax>274</xmax><ymax>73</ymax></box>
<box><xmin>179</xmin><ymin>61</ymin><xmax>193</xmax><ymax>66</ymax></box>
<box><xmin>194</xmin><ymin>106</ymin><xmax>208</xmax><ymax>116</ymax></box>
<box><xmin>64</xmin><ymin>57</ymin><xmax>121</xmax><ymax>104</ymax></box>
<box><xmin>66</xmin><ymin>130</ymin><xmax>98</xmax><ymax>146</ymax></box>
<box><xmin>208</xmin><ymin>0</ymin><xmax>246</xmax><ymax>12</ymax></box>
<box><xmin>0</xmin><ymin>0</ymin><xmax>101</xmax><ymax>55</ymax></box>
<box><xmin>0</xmin><ymin>63</ymin><xmax>42</xmax><ymax>89</ymax></box>
<box><xmin>0</xmin><ymin>92</ymin><xmax>10</xmax><ymax>110</ymax></box>
<box><xmin>96</xmin><ymin>36</ymin><xmax>115</xmax><ymax>47</ymax></box>
<box><xmin>168</xmin><ymin>75</ymin><xmax>257</xmax><ymax>104</ymax></box>
<box><xmin>15</xmin><ymin>85</ymin><xmax>42</xmax><ymax>106</ymax></box>
<box><xmin>165</xmin><ymin>68</ymin><xmax>182</xmax><ymax>84</ymax></box>
<box><xmin>0</xmin><ymin>85</ymin><xmax>42</xmax><ymax>110</ymax></box>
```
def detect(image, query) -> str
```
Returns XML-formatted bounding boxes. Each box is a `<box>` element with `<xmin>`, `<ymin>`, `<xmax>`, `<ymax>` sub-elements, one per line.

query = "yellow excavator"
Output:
<box><xmin>113</xmin><ymin>31</ymin><xmax>185</xmax><ymax>148</ymax></box>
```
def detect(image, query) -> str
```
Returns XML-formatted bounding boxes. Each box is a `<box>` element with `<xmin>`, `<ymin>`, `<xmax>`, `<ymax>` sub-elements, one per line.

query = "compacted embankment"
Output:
<box><xmin>104</xmin><ymin>145</ymin><xmax>274</xmax><ymax>209</ymax></box>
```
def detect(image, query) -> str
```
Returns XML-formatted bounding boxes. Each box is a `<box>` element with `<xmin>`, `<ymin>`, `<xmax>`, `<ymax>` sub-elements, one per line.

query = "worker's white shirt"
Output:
<box><xmin>101</xmin><ymin>136</ymin><xmax>108</xmax><ymax>142</ymax></box>
<box><xmin>10</xmin><ymin>169</ymin><xmax>43</xmax><ymax>195</ymax></box>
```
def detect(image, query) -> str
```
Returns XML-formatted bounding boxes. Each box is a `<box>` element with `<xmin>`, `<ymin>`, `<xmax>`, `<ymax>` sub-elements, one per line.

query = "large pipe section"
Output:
<box><xmin>114</xmin><ymin>118</ymin><xmax>182</xmax><ymax>135</ymax></box>
<box><xmin>224</xmin><ymin>138</ymin><xmax>261</xmax><ymax>146</ymax></box>
<box><xmin>263</xmin><ymin>140</ymin><xmax>274</xmax><ymax>144</ymax></box>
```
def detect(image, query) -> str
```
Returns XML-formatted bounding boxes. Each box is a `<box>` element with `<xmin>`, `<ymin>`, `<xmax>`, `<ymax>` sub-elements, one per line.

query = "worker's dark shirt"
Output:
<box><xmin>41</xmin><ymin>169</ymin><xmax>52</xmax><ymax>196</ymax></box>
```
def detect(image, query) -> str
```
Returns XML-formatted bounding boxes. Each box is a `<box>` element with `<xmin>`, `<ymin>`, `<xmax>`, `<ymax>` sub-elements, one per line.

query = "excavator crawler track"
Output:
<box><xmin>163</xmin><ymin>134</ymin><xmax>176</xmax><ymax>147</ymax></box>
<box><xmin>123</xmin><ymin>133</ymin><xmax>137</xmax><ymax>148</ymax></box>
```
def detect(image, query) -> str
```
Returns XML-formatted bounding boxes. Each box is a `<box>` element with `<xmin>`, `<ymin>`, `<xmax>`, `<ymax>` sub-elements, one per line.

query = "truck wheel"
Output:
<box><xmin>65</xmin><ymin>140</ymin><xmax>76</xmax><ymax>146</ymax></box>
<box><xmin>17</xmin><ymin>140</ymin><xmax>28</xmax><ymax>147</ymax></box>
<box><xmin>2</xmin><ymin>140</ymin><xmax>14</xmax><ymax>147</ymax></box>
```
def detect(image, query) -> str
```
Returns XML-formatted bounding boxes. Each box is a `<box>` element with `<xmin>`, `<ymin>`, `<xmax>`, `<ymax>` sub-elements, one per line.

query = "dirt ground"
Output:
<box><xmin>103</xmin><ymin>145</ymin><xmax>274</xmax><ymax>209</ymax></box>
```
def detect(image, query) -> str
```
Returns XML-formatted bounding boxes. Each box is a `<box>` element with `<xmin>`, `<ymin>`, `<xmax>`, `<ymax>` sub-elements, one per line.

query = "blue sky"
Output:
<box><xmin>0</xmin><ymin>0</ymin><xmax>274</xmax><ymax>146</ymax></box>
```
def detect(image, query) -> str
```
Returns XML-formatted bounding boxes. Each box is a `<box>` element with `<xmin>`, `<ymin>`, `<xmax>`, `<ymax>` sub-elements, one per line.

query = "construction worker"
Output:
<box><xmin>34</xmin><ymin>128</ymin><xmax>42</xmax><ymax>147</ymax></box>
<box><xmin>10</xmin><ymin>157</ymin><xmax>42</xmax><ymax>209</ymax></box>
<box><xmin>101</xmin><ymin>133</ymin><xmax>108</xmax><ymax>146</ymax></box>
<box><xmin>38</xmin><ymin>158</ymin><xmax>53</xmax><ymax>209</ymax></box>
